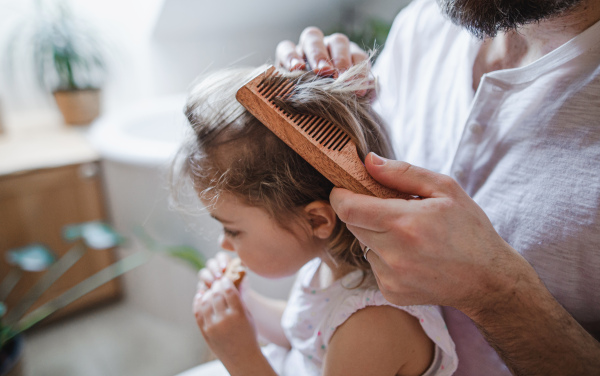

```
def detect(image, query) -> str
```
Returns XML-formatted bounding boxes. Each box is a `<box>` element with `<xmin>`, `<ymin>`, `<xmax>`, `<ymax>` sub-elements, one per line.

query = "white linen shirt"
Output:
<box><xmin>372</xmin><ymin>0</ymin><xmax>600</xmax><ymax>375</ymax></box>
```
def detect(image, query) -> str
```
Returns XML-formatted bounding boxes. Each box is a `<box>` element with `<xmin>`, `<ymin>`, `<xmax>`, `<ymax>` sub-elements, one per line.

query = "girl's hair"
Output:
<box><xmin>176</xmin><ymin>61</ymin><xmax>394</xmax><ymax>273</ymax></box>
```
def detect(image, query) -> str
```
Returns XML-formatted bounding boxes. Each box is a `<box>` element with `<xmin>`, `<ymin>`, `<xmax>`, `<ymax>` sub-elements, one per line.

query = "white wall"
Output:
<box><xmin>0</xmin><ymin>0</ymin><xmax>408</xmax><ymax>122</ymax></box>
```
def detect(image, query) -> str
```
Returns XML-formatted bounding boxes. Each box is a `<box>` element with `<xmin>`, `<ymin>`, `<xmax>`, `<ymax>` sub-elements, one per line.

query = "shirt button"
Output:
<box><xmin>469</xmin><ymin>122</ymin><xmax>484</xmax><ymax>135</ymax></box>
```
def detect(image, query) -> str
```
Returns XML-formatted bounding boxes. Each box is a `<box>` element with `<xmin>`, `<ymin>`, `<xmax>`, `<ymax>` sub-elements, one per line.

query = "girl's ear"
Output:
<box><xmin>303</xmin><ymin>201</ymin><xmax>337</xmax><ymax>239</ymax></box>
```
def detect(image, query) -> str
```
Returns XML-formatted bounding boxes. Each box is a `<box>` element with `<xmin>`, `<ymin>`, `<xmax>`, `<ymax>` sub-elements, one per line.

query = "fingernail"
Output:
<box><xmin>290</xmin><ymin>58</ymin><xmax>305</xmax><ymax>70</ymax></box>
<box><xmin>370</xmin><ymin>152</ymin><xmax>387</xmax><ymax>166</ymax></box>
<box><xmin>316</xmin><ymin>60</ymin><xmax>334</xmax><ymax>76</ymax></box>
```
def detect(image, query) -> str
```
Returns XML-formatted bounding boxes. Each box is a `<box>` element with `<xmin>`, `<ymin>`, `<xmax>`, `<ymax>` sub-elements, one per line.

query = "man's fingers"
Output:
<box><xmin>324</xmin><ymin>33</ymin><xmax>351</xmax><ymax>73</ymax></box>
<box><xmin>276</xmin><ymin>40</ymin><xmax>305</xmax><ymax>71</ymax></box>
<box><xmin>350</xmin><ymin>42</ymin><xmax>369</xmax><ymax>65</ymax></box>
<box><xmin>365</xmin><ymin>153</ymin><xmax>459</xmax><ymax>198</ymax></box>
<box><xmin>330</xmin><ymin>187</ymin><xmax>406</xmax><ymax>230</ymax></box>
<box><xmin>299</xmin><ymin>27</ymin><xmax>335</xmax><ymax>76</ymax></box>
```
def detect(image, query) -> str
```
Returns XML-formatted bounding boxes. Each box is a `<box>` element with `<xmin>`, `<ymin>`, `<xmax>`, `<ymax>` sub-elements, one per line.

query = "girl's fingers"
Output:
<box><xmin>211</xmin><ymin>281</ymin><xmax>229</xmax><ymax>314</ymax></box>
<box><xmin>215</xmin><ymin>251</ymin><xmax>231</xmax><ymax>271</ymax></box>
<box><xmin>207</xmin><ymin>258</ymin><xmax>223</xmax><ymax>278</ymax></box>
<box><xmin>198</xmin><ymin>290</ymin><xmax>215</xmax><ymax>327</ymax></box>
<box><xmin>220</xmin><ymin>277</ymin><xmax>244</xmax><ymax>313</ymax></box>
<box><xmin>198</xmin><ymin>268</ymin><xmax>215</xmax><ymax>287</ymax></box>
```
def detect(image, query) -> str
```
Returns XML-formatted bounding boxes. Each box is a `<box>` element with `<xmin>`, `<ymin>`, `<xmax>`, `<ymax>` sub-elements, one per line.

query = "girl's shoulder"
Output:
<box><xmin>322</xmin><ymin>288</ymin><xmax>458</xmax><ymax>376</ymax></box>
<box><xmin>324</xmin><ymin>304</ymin><xmax>433</xmax><ymax>375</ymax></box>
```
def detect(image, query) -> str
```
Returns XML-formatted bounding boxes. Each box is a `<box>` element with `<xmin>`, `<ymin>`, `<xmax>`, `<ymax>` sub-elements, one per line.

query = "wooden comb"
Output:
<box><xmin>235</xmin><ymin>66</ymin><xmax>410</xmax><ymax>199</ymax></box>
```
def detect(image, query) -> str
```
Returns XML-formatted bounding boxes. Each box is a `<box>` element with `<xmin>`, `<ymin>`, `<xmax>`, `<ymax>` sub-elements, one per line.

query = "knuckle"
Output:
<box><xmin>332</xmin><ymin>56</ymin><xmax>351</xmax><ymax>68</ymax></box>
<box><xmin>276</xmin><ymin>40</ymin><xmax>295</xmax><ymax>57</ymax></box>
<box><xmin>437</xmin><ymin>174</ymin><xmax>459</xmax><ymax>191</ymax></box>
<box><xmin>328</xmin><ymin>33</ymin><xmax>350</xmax><ymax>45</ymax></box>
<box><xmin>301</xmin><ymin>26</ymin><xmax>324</xmax><ymax>41</ymax></box>
<box><xmin>394</xmin><ymin>161</ymin><xmax>413</xmax><ymax>176</ymax></box>
<box><xmin>335</xmin><ymin>200</ymin><xmax>354</xmax><ymax>223</ymax></box>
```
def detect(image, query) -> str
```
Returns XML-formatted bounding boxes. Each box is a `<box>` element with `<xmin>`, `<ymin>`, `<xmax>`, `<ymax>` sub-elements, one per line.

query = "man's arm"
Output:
<box><xmin>329</xmin><ymin>153</ymin><xmax>600</xmax><ymax>376</ymax></box>
<box><xmin>468</xmin><ymin>274</ymin><xmax>600</xmax><ymax>376</ymax></box>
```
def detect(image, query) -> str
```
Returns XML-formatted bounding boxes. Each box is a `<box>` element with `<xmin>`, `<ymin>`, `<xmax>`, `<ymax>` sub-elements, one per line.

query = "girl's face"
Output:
<box><xmin>205</xmin><ymin>193</ymin><xmax>324</xmax><ymax>279</ymax></box>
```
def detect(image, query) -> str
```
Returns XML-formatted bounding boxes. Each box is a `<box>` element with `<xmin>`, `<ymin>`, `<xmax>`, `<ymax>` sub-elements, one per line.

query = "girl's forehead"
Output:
<box><xmin>204</xmin><ymin>193</ymin><xmax>269</xmax><ymax>220</ymax></box>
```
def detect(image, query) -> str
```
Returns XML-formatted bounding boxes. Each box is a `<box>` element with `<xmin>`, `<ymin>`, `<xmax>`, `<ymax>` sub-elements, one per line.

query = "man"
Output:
<box><xmin>275</xmin><ymin>0</ymin><xmax>600</xmax><ymax>375</ymax></box>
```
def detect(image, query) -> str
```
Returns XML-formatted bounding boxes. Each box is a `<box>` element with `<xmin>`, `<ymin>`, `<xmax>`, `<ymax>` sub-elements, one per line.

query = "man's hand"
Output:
<box><xmin>276</xmin><ymin>27</ymin><xmax>368</xmax><ymax>78</ymax></box>
<box><xmin>330</xmin><ymin>152</ymin><xmax>536</xmax><ymax>314</ymax></box>
<box><xmin>331</xmin><ymin>153</ymin><xmax>600</xmax><ymax>375</ymax></box>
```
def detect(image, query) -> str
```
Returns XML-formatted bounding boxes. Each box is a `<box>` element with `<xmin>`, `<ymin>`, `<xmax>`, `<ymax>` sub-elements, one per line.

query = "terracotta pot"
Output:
<box><xmin>53</xmin><ymin>89</ymin><xmax>101</xmax><ymax>125</ymax></box>
<box><xmin>0</xmin><ymin>336</ymin><xmax>24</xmax><ymax>376</ymax></box>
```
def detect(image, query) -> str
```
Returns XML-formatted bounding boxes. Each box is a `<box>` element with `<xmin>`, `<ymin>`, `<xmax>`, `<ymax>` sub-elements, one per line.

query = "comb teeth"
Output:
<box><xmin>257</xmin><ymin>74</ymin><xmax>351</xmax><ymax>151</ymax></box>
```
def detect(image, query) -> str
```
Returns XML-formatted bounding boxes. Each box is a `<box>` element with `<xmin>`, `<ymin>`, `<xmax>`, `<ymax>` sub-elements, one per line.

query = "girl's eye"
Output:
<box><xmin>223</xmin><ymin>228</ymin><xmax>240</xmax><ymax>238</ymax></box>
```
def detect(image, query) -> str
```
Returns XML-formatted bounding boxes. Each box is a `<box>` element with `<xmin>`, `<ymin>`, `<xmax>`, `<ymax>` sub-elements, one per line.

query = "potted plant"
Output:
<box><xmin>0</xmin><ymin>221</ymin><xmax>205</xmax><ymax>376</ymax></box>
<box><xmin>4</xmin><ymin>0</ymin><xmax>109</xmax><ymax>125</ymax></box>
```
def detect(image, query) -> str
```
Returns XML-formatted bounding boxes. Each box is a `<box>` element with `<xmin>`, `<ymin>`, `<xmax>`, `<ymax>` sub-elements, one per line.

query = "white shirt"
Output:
<box><xmin>268</xmin><ymin>258</ymin><xmax>458</xmax><ymax>376</ymax></box>
<box><xmin>373</xmin><ymin>0</ymin><xmax>600</xmax><ymax>375</ymax></box>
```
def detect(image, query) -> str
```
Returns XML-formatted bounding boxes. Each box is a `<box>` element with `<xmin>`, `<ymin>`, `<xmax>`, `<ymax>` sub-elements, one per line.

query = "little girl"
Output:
<box><xmin>175</xmin><ymin>62</ymin><xmax>458</xmax><ymax>376</ymax></box>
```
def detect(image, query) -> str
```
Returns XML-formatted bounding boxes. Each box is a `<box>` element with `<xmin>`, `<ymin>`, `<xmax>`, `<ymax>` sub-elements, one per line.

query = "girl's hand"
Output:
<box><xmin>193</xmin><ymin>277</ymin><xmax>262</xmax><ymax>365</ymax></box>
<box><xmin>196</xmin><ymin>251</ymin><xmax>232</xmax><ymax>293</ymax></box>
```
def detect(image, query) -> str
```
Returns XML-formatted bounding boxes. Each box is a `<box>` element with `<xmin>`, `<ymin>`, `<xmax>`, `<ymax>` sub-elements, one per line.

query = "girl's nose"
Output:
<box><xmin>218</xmin><ymin>233</ymin><xmax>234</xmax><ymax>251</ymax></box>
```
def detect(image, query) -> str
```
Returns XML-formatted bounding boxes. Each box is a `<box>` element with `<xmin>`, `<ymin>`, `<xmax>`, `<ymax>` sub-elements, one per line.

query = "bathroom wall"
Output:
<box><xmin>0</xmin><ymin>0</ymin><xmax>409</xmax><ymax>121</ymax></box>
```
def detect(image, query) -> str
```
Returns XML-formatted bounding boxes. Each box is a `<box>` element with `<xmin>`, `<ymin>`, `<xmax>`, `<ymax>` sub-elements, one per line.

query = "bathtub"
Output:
<box><xmin>88</xmin><ymin>95</ymin><xmax>296</xmax><ymax>328</ymax></box>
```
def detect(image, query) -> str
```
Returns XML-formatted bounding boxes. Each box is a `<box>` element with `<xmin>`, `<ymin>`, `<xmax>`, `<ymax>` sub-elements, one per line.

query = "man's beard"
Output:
<box><xmin>437</xmin><ymin>0</ymin><xmax>584</xmax><ymax>38</ymax></box>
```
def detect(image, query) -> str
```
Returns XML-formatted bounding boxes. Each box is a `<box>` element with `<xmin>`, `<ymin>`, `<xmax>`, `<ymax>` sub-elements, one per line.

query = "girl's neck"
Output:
<box><xmin>317</xmin><ymin>255</ymin><xmax>356</xmax><ymax>288</ymax></box>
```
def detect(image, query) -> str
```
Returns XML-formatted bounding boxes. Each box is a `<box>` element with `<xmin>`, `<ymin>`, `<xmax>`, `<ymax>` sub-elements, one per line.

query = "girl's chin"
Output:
<box><xmin>248</xmin><ymin>266</ymin><xmax>298</xmax><ymax>280</ymax></box>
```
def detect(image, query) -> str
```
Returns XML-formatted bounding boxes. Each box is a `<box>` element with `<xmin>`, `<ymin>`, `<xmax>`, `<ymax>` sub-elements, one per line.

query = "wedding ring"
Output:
<box><xmin>363</xmin><ymin>246</ymin><xmax>371</xmax><ymax>260</ymax></box>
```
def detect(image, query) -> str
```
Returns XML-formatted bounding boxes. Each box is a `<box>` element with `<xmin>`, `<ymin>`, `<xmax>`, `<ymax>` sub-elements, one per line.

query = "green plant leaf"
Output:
<box><xmin>165</xmin><ymin>246</ymin><xmax>205</xmax><ymax>271</ymax></box>
<box><xmin>15</xmin><ymin>250</ymin><xmax>150</xmax><ymax>337</ymax></box>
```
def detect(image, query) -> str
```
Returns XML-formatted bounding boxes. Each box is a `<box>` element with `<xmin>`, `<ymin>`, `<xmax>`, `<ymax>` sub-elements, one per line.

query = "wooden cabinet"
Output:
<box><xmin>0</xmin><ymin>162</ymin><xmax>121</xmax><ymax>323</ymax></box>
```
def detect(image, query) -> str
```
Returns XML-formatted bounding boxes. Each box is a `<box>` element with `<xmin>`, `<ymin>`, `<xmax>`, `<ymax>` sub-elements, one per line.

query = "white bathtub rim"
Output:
<box><xmin>88</xmin><ymin>94</ymin><xmax>189</xmax><ymax>167</ymax></box>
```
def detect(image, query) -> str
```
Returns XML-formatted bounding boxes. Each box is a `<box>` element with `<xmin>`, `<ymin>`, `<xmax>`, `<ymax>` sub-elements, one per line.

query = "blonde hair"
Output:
<box><xmin>175</xmin><ymin>61</ymin><xmax>394</xmax><ymax>273</ymax></box>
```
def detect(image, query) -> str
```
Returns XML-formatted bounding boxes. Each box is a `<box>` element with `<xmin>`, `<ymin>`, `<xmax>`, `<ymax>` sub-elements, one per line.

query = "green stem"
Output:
<box><xmin>4</xmin><ymin>242</ymin><xmax>87</xmax><ymax>326</ymax></box>
<box><xmin>13</xmin><ymin>251</ymin><xmax>150</xmax><ymax>338</ymax></box>
<box><xmin>0</xmin><ymin>269</ymin><xmax>23</xmax><ymax>302</ymax></box>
